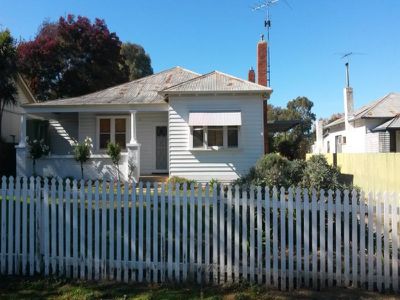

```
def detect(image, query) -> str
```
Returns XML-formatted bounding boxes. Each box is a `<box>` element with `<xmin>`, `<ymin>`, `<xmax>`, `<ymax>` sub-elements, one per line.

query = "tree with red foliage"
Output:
<box><xmin>18</xmin><ymin>15</ymin><xmax>129</xmax><ymax>101</ymax></box>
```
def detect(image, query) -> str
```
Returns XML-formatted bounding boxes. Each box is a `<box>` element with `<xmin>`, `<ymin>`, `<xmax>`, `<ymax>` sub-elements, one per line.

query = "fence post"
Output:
<box><xmin>35</xmin><ymin>176</ymin><xmax>42</xmax><ymax>274</ymax></box>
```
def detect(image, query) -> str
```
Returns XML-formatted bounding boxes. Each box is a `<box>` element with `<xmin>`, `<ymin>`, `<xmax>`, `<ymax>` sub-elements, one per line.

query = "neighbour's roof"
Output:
<box><xmin>324</xmin><ymin>116</ymin><xmax>345</xmax><ymax>128</ymax></box>
<box><xmin>372</xmin><ymin>115</ymin><xmax>400</xmax><ymax>132</ymax></box>
<box><xmin>324</xmin><ymin>92</ymin><xmax>400</xmax><ymax>128</ymax></box>
<box><xmin>351</xmin><ymin>93</ymin><xmax>400</xmax><ymax>119</ymax></box>
<box><xmin>160</xmin><ymin>71</ymin><xmax>271</xmax><ymax>94</ymax></box>
<box><xmin>25</xmin><ymin>67</ymin><xmax>200</xmax><ymax>106</ymax></box>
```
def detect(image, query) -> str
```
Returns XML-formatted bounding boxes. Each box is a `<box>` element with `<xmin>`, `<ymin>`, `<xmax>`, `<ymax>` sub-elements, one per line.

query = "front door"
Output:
<box><xmin>156</xmin><ymin>126</ymin><xmax>168</xmax><ymax>171</ymax></box>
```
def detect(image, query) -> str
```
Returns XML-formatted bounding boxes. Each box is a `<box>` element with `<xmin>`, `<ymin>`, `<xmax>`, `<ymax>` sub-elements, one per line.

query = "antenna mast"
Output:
<box><xmin>253</xmin><ymin>0</ymin><xmax>285</xmax><ymax>86</ymax></box>
<box><xmin>339</xmin><ymin>52</ymin><xmax>364</xmax><ymax>87</ymax></box>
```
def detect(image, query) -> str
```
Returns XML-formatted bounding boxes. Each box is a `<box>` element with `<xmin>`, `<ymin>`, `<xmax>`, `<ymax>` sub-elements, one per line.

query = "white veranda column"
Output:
<box><xmin>19</xmin><ymin>113</ymin><xmax>27</xmax><ymax>147</ymax></box>
<box><xmin>129</xmin><ymin>110</ymin><xmax>137</xmax><ymax>144</ymax></box>
<box><xmin>16</xmin><ymin>113</ymin><xmax>28</xmax><ymax>177</ymax></box>
<box><xmin>126</xmin><ymin>110</ymin><xmax>140</xmax><ymax>182</ymax></box>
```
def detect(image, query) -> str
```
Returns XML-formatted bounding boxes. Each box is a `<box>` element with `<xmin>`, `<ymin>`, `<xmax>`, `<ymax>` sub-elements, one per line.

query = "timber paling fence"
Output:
<box><xmin>0</xmin><ymin>176</ymin><xmax>399</xmax><ymax>292</ymax></box>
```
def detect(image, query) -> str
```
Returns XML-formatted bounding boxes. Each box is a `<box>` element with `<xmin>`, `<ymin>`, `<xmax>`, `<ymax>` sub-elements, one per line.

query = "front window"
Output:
<box><xmin>191</xmin><ymin>126</ymin><xmax>239</xmax><ymax>149</ymax></box>
<box><xmin>115</xmin><ymin>118</ymin><xmax>126</xmax><ymax>149</ymax></box>
<box><xmin>98</xmin><ymin>117</ymin><xmax>127</xmax><ymax>150</ymax></box>
<box><xmin>99</xmin><ymin>119</ymin><xmax>111</xmax><ymax>149</ymax></box>
<box><xmin>207</xmin><ymin>126</ymin><xmax>223</xmax><ymax>147</ymax></box>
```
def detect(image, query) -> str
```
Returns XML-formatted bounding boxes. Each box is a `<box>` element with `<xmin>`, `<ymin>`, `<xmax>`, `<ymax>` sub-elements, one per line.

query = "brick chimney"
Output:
<box><xmin>257</xmin><ymin>38</ymin><xmax>268</xmax><ymax>86</ymax></box>
<box><xmin>248</xmin><ymin>67</ymin><xmax>255</xmax><ymax>83</ymax></box>
<box><xmin>257</xmin><ymin>37</ymin><xmax>269</xmax><ymax>153</ymax></box>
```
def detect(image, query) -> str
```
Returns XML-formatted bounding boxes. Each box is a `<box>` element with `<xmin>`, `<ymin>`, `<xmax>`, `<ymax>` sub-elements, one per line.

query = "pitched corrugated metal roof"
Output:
<box><xmin>324</xmin><ymin>92</ymin><xmax>400</xmax><ymax>128</ymax></box>
<box><xmin>161</xmin><ymin>71</ymin><xmax>271</xmax><ymax>94</ymax></box>
<box><xmin>26</xmin><ymin>67</ymin><xmax>200</xmax><ymax>106</ymax></box>
<box><xmin>351</xmin><ymin>93</ymin><xmax>400</xmax><ymax>119</ymax></box>
<box><xmin>324</xmin><ymin>116</ymin><xmax>345</xmax><ymax>128</ymax></box>
<box><xmin>372</xmin><ymin>115</ymin><xmax>400</xmax><ymax>132</ymax></box>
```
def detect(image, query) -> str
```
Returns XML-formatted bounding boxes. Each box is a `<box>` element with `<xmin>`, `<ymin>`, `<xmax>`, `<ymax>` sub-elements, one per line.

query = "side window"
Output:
<box><xmin>207</xmin><ymin>126</ymin><xmax>223</xmax><ymax>147</ymax></box>
<box><xmin>227</xmin><ymin>126</ymin><xmax>239</xmax><ymax>148</ymax></box>
<box><xmin>192</xmin><ymin>126</ymin><xmax>204</xmax><ymax>148</ymax></box>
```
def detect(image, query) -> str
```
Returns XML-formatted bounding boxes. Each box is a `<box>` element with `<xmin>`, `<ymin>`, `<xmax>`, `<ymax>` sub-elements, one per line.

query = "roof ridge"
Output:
<box><xmin>160</xmin><ymin>71</ymin><xmax>215</xmax><ymax>91</ymax></box>
<box><xmin>162</xmin><ymin>69</ymin><xmax>271</xmax><ymax>92</ymax></box>
<box><xmin>361</xmin><ymin>93</ymin><xmax>392</xmax><ymax>116</ymax></box>
<box><xmin>212</xmin><ymin>70</ymin><xmax>271</xmax><ymax>89</ymax></box>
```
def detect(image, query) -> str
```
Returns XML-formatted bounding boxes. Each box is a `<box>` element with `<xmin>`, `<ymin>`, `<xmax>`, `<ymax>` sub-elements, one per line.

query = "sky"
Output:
<box><xmin>1</xmin><ymin>0</ymin><xmax>399</xmax><ymax>118</ymax></box>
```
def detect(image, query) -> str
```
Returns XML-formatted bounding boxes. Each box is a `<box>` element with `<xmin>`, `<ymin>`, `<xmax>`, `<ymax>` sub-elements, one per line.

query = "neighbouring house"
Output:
<box><xmin>1</xmin><ymin>74</ymin><xmax>36</xmax><ymax>144</ymax></box>
<box><xmin>313</xmin><ymin>66</ymin><xmax>400</xmax><ymax>154</ymax></box>
<box><xmin>0</xmin><ymin>74</ymin><xmax>36</xmax><ymax>176</ymax></box>
<box><xmin>17</xmin><ymin>63</ymin><xmax>272</xmax><ymax>182</ymax></box>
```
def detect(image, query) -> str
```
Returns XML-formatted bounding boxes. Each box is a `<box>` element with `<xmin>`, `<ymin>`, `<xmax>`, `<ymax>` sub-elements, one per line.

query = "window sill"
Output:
<box><xmin>189</xmin><ymin>147</ymin><xmax>241</xmax><ymax>152</ymax></box>
<box><xmin>45</xmin><ymin>152</ymin><xmax>129</xmax><ymax>159</ymax></box>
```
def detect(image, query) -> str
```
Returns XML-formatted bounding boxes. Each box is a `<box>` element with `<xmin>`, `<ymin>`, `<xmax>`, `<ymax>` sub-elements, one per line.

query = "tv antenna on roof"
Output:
<box><xmin>252</xmin><ymin>0</ymin><xmax>291</xmax><ymax>86</ymax></box>
<box><xmin>335</xmin><ymin>52</ymin><xmax>366</xmax><ymax>87</ymax></box>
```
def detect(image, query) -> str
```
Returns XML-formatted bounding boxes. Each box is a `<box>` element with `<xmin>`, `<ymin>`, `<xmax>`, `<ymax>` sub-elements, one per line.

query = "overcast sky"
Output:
<box><xmin>1</xmin><ymin>0</ymin><xmax>399</xmax><ymax>118</ymax></box>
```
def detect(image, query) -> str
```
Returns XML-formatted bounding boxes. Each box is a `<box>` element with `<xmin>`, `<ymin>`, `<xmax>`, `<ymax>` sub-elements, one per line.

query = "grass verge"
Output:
<box><xmin>0</xmin><ymin>276</ymin><xmax>399</xmax><ymax>300</ymax></box>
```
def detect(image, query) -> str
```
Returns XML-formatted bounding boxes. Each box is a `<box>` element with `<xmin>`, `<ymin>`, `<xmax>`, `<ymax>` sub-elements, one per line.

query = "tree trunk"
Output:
<box><xmin>0</xmin><ymin>109</ymin><xmax>4</xmax><ymax>140</ymax></box>
<box><xmin>116</xmin><ymin>163</ymin><xmax>120</xmax><ymax>182</ymax></box>
<box><xmin>80</xmin><ymin>162</ymin><xmax>84</xmax><ymax>179</ymax></box>
<box><xmin>32</xmin><ymin>159</ymin><xmax>36</xmax><ymax>177</ymax></box>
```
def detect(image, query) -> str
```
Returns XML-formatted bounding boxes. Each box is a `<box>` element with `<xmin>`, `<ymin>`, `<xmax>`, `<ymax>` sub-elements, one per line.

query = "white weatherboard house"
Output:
<box><xmin>313</xmin><ymin>84</ymin><xmax>400</xmax><ymax>154</ymax></box>
<box><xmin>17</xmin><ymin>67</ymin><xmax>272</xmax><ymax>182</ymax></box>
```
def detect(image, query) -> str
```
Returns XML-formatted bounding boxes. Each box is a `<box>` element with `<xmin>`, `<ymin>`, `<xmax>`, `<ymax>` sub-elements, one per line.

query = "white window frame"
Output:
<box><xmin>189</xmin><ymin>125</ymin><xmax>240</xmax><ymax>150</ymax></box>
<box><xmin>96</xmin><ymin>116</ymin><xmax>129</xmax><ymax>151</ymax></box>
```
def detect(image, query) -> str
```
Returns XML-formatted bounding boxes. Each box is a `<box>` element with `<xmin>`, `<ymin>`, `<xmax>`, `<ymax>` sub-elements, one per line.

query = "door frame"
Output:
<box><xmin>154</xmin><ymin>125</ymin><xmax>169</xmax><ymax>173</ymax></box>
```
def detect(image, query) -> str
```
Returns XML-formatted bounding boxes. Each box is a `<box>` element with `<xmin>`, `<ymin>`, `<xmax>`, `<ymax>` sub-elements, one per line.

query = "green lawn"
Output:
<box><xmin>0</xmin><ymin>276</ymin><xmax>398</xmax><ymax>300</ymax></box>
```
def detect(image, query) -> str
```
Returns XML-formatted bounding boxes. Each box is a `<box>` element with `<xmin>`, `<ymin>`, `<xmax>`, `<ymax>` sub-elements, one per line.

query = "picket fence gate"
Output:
<box><xmin>0</xmin><ymin>176</ymin><xmax>399</xmax><ymax>292</ymax></box>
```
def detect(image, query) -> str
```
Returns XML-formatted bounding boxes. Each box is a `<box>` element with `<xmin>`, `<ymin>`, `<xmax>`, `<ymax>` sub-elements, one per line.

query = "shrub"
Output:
<box><xmin>106</xmin><ymin>142</ymin><xmax>122</xmax><ymax>181</ymax></box>
<box><xmin>234</xmin><ymin>154</ymin><xmax>295</xmax><ymax>189</ymax></box>
<box><xmin>301</xmin><ymin>154</ymin><xmax>341</xmax><ymax>191</ymax></box>
<box><xmin>73</xmin><ymin>137</ymin><xmax>92</xmax><ymax>179</ymax></box>
<box><xmin>27</xmin><ymin>138</ymin><xmax>49</xmax><ymax>176</ymax></box>
<box><xmin>167</xmin><ymin>176</ymin><xmax>196</xmax><ymax>190</ymax></box>
<box><xmin>236</xmin><ymin>153</ymin><xmax>353</xmax><ymax>191</ymax></box>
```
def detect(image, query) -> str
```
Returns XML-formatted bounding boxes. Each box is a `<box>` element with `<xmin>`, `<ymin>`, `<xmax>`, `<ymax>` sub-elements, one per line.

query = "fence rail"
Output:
<box><xmin>0</xmin><ymin>176</ymin><xmax>399</xmax><ymax>292</ymax></box>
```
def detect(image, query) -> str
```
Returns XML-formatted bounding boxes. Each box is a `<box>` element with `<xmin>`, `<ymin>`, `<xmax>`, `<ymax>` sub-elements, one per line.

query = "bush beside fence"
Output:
<box><xmin>0</xmin><ymin>176</ymin><xmax>399</xmax><ymax>292</ymax></box>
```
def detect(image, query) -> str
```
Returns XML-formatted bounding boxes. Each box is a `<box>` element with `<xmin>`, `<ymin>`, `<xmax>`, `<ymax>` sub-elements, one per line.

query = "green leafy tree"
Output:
<box><xmin>121</xmin><ymin>43</ymin><xmax>153</xmax><ymax>80</ymax></box>
<box><xmin>106</xmin><ymin>142</ymin><xmax>122</xmax><ymax>181</ymax></box>
<box><xmin>268</xmin><ymin>97</ymin><xmax>316</xmax><ymax>159</ymax></box>
<box><xmin>17</xmin><ymin>15</ymin><xmax>130</xmax><ymax>101</ymax></box>
<box><xmin>73</xmin><ymin>137</ymin><xmax>92</xmax><ymax>179</ymax></box>
<box><xmin>0</xmin><ymin>30</ymin><xmax>18</xmax><ymax>138</ymax></box>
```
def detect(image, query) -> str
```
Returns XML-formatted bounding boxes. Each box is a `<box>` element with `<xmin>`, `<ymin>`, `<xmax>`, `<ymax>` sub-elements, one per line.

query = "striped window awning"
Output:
<box><xmin>188</xmin><ymin>111</ymin><xmax>242</xmax><ymax>126</ymax></box>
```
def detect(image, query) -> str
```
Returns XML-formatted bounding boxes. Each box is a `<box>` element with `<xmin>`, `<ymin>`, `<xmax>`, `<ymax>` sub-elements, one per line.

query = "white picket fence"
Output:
<box><xmin>0</xmin><ymin>176</ymin><xmax>399</xmax><ymax>292</ymax></box>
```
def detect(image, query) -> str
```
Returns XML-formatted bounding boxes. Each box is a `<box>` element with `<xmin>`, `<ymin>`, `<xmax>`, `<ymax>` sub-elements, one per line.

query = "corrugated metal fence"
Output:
<box><xmin>0</xmin><ymin>176</ymin><xmax>399</xmax><ymax>292</ymax></box>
